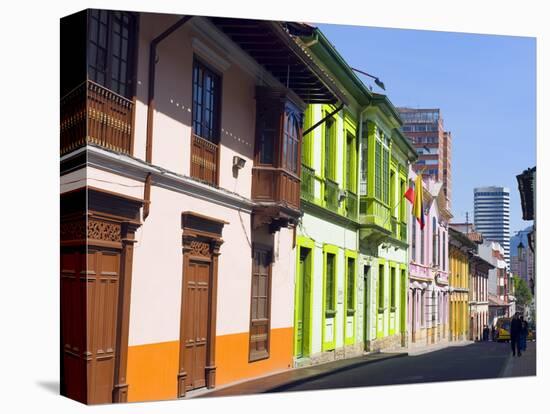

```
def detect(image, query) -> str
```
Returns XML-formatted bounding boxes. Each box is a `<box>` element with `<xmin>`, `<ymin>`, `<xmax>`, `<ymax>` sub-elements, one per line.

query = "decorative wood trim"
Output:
<box><xmin>60</xmin><ymin>187</ymin><xmax>143</xmax><ymax>404</ymax></box>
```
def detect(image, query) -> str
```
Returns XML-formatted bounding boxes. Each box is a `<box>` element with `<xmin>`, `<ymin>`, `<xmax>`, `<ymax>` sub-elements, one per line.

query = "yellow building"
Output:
<box><xmin>448</xmin><ymin>228</ymin><xmax>476</xmax><ymax>341</ymax></box>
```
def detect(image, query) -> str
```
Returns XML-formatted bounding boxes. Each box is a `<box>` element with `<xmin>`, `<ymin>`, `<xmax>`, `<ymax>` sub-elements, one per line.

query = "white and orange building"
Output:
<box><xmin>60</xmin><ymin>10</ymin><xmax>346</xmax><ymax>404</ymax></box>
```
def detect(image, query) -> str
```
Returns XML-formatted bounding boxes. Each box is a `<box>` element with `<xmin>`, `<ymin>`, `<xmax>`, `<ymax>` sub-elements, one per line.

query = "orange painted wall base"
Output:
<box><xmin>216</xmin><ymin>327</ymin><xmax>294</xmax><ymax>386</ymax></box>
<box><xmin>126</xmin><ymin>327</ymin><xmax>293</xmax><ymax>402</ymax></box>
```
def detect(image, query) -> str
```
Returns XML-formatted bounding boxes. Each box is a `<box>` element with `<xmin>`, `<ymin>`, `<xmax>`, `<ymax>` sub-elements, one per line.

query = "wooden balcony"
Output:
<box><xmin>191</xmin><ymin>133</ymin><xmax>219</xmax><ymax>186</ymax></box>
<box><xmin>252</xmin><ymin>166</ymin><xmax>300</xmax><ymax>209</ymax></box>
<box><xmin>60</xmin><ymin>80</ymin><xmax>134</xmax><ymax>156</ymax></box>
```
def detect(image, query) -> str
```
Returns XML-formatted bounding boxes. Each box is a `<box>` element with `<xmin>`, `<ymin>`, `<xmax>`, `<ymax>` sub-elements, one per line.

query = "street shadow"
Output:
<box><xmin>36</xmin><ymin>380</ymin><xmax>59</xmax><ymax>395</ymax></box>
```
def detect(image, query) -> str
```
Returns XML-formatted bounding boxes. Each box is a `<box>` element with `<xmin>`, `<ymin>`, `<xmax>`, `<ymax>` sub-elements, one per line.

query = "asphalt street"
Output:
<box><xmin>268</xmin><ymin>341</ymin><xmax>533</xmax><ymax>394</ymax></box>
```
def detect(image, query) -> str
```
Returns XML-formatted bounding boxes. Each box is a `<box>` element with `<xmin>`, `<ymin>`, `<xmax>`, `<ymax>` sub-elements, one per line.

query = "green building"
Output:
<box><xmin>293</xmin><ymin>27</ymin><xmax>417</xmax><ymax>368</ymax></box>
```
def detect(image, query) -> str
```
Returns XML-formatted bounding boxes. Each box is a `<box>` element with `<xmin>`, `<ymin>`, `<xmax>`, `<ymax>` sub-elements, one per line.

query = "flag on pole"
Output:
<box><xmin>413</xmin><ymin>173</ymin><xmax>425</xmax><ymax>230</ymax></box>
<box><xmin>404</xmin><ymin>181</ymin><xmax>415</xmax><ymax>205</ymax></box>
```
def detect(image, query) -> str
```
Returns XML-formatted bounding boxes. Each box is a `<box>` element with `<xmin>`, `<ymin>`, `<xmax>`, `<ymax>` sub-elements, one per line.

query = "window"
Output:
<box><xmin>249</xmin><ymin>246</ymin><xmax>272</xmax><ymax>361</ymax></box>
<box><xmin>375</xmin><ymin>140</ymin><xmax>382</xmax><ymax>199</ymax></box>
<box><xmin>324</xmin><ymin>116</ymin><xmax>335</xmax><ymax>180</ymax></box>
<box><xmin>442</xmin><ymin>232</ymin><xmax>446</xmax><ymax>270</ymax></box>
<box><xmin>420</xmin><ymin>221</ymin><xmax>425</xmax><ymax>264</ymax></box>
<box><xmin>257</xmin><ymin>109</ymin><xmax>277</xmax><ymax>165</ymax></box>
<box><xmin>390</xmin><ymin>170</ymin><xmax>396</xmax><ymax>216</ymax></box>
<box><xmin>346</xmin><ymin>133</ymin><xmax>356</xmax><ymax>192</ymax></box>
<box><xmin>378</xmin><ymin>264</ymin><xmax>384</xmax><ymax>312</ymax></box>
<box><xmin>325</xmin><ymin>253</ymin><xmax>336</xmax><ymax>314</ymax></box>
<box><xmin>346</xmin><ymin>257</ymin><xmax>355</xmax><ymax>312</ymax></box>
<box><xmin>282</xmin><ymin>108</ymin><xmax>300</xmax><ymax>173</ymax></box>
<box><xmin>374</xmin><ymin>129</ymin><xmax>390</xmax><ymax>204</ymax></box>
<box><xmin>360</xmin><ymin>123</ymin><xmax>368</xmax><ymax>195</ymax></box>
<box><xmin>192</xmin><ymin>58</ymin><xmax>221</xmax><ymax>143</ymax></box>
<box><xmin>88</xmin><ymin>10</ymin><xmax>136</xmax><ymax>98</ymax></box>
<box><xmin>390</xmin><ymin>266</ymin><xmax>396</xmax><ymax>309</ymax></box>
<box><xmin>432</xmin><ymin>217</ymin><xmax>438</xmax><ymax>266</ymax></box>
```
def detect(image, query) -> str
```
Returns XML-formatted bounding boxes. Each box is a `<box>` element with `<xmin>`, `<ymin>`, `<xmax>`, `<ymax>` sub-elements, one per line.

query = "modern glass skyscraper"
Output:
<box><xmin>474</xmin><ymin>186</ymin><xmax>510</xmax><ymax>265</ymax></box>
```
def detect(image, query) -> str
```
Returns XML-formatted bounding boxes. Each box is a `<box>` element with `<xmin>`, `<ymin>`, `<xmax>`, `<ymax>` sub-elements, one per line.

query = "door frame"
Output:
<box><xmin>177</xmin><ymin>212</ymin><xmax>226</xmax><ymax>398</ymax></box>
<box><xmin>60</xmin><ymin>187</ymin><xmax>143</xmax><ymax>404</ymax></box>
<box><xmin>343</xmin><ymin>249</ymin><xmax>357</xmax><ymax>346</ymax></box>
<box><xmin>294</xmin><ymin>236</ymin><xmax>315</xmax><ymax>358</ymax></box>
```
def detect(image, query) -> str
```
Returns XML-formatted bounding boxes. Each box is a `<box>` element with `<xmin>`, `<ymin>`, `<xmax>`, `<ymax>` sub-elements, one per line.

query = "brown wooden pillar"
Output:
<box><xmin>113</xmin><ymin>222</ymin><xmax>139</xmax><ymax>402</ymax></box>
<box><xmin>177</xmin><ymin>234</ymin><xmax>194</xmax><ymax>398</ymax></box>
<box><xmin>205</xmin><ymin>239</ymin><xmax>223</xmax><ymax>389</ymax></box>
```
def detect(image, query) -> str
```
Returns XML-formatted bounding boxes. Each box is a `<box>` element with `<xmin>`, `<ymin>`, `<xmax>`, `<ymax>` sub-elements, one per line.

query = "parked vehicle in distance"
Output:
<box><xmin>495</xmin><ymin>317</ymin><xmax>535</xmax><ymax>342</ymax></box>
<box><xmin>495</xmin><ymin>317</ymin><xmax>511</xmax><ymax>342</ymax></box>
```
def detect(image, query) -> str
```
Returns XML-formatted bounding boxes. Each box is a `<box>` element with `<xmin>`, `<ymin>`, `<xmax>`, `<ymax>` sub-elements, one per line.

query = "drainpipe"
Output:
<box><xmin>143</xmin><ymin>15</ymin><xmax>194</xmax><ymax>219</ymax></box>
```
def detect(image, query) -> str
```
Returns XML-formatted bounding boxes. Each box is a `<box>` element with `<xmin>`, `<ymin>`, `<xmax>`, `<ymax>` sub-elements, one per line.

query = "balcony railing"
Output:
<box><xmin>346</xmin><ymin>190</ymin><xmax>358</xmax><ymax>220</ymax></box>
<box><xmin>359</xmin><ymin>196</ymin><xmax>391</xmax><ymax>231</ymax></box>
<box><xmin>301</xmin><ymin>164</ymin><xmax>315</xmax><ymax>203</ymax></box>
<box><xmin>191</xmin><ymin>133</ymin><xmax>219</xmax><ymax>186</ymax></box>
<box><xmin>391</xmin><ymin>216</ymin><xmax>398</xmax><ymax>239</ymax></box>
<box><xmin>60</xmin><ymin>80</ymin><xmax>134</xmax><ymax>155</ymax></box>
<box><xmin>252</xmin><ymin>166</ymin><xmax>300</xmax><ymax>209</ymax></box>
<box><xmin>400</xmin><ymin>221</ymin><xmax>407</xmax><ymax>241</ymax></box>
<box><xmin>324</xmin><ymin>178</ymin><xmax>339</xmax><ymax>212</ymax></box>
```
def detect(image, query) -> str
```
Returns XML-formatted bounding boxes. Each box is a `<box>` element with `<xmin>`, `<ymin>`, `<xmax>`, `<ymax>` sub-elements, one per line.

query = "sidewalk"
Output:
<box><xmin>407</xmin><ymin>339</ymin><xmax>473</xmax><ymax>356</ymax></box>
<box><xmin>188</xmin><ymin>351</ymin><xmax>407</xmax><ymax>398</ymax></box>
<box><xmin>500</xmin><ymin>342</ymin><xmax>537</xmax><ymax>377</ymax></box>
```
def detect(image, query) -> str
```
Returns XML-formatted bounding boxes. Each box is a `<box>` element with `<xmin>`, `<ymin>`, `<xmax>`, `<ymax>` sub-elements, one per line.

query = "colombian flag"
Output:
<box><xmin>413</xmin><ymin>174</ymin><xmax>425</xmax><ymax>230</ymax></box>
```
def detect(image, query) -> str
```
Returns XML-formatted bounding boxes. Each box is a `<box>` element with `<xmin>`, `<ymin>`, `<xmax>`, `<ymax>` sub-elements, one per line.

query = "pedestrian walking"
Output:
<box><xmin>510</xmin><ymin>312</ymin><xmax>522</xmax><ymax>357</ymax></box>
<box><xmin>482</xmin><ymin>325</ymin><xmax>489</xmax><ymax>341</ymax></box>
<box><xmin>491</xmin><ymin>325</ymin><xmax>496</xmax><ymax>341</ymax></box>
<box><xmin>519</xmin><ymin>316</ymin><xmax>528</xmax><ymax>352</ymax></box>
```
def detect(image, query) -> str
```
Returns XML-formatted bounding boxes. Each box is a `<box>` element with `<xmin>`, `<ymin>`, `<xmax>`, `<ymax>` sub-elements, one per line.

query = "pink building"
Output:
<box><xmin>407</xmin><ymin>170</ymin><xmax>452</xmax><ymax>347</ymax></box>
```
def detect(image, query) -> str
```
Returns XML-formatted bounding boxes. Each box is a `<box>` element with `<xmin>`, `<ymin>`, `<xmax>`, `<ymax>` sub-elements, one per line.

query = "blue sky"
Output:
<box><xmin>317</xmin><ymin>23</ymin><xmax>536</xmax><ymax>235</ymax></box>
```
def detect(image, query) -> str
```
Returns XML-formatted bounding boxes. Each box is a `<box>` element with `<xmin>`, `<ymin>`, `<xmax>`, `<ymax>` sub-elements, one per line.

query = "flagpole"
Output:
<box><xmin>381</xmin><ymin>166</ymin><xmax>428</xmax><ymax>227</ymax></box>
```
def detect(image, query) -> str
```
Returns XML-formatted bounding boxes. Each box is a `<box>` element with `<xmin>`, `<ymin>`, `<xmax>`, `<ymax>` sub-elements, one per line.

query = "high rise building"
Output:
<box><xmin>398</xmin><ymin>108</ymin><xmax>452</xmax><ymax>209</ymax></box>
<box><xmin>474</xmin><ymin>186</ymin><xmax>510</xmax><ymax>265</ymax></box>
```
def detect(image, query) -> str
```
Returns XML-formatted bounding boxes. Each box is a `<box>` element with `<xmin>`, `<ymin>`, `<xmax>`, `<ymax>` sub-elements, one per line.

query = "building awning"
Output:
<box><xmin>488</xmin><ymin>294</ymin><xmax>508</xmax><ymax>307</ymax></box>
<box><xmin>208</xmin><ymin>17</ymin><xmax>348</xmax><ymax>105</ymax></box>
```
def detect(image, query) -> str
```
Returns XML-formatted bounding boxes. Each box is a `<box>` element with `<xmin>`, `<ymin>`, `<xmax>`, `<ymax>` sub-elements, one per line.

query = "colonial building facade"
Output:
<box><xmin>293</xmin><ymin>28</ymin><xmax>417</xmax><ymax>366</ymax></box>
<box><xmin>407</xmin><ymin>173</ymin><xmax>451</xmax><ymax>348</ymax></box>
<box><xmin>60</xmin><ymin>11</ymin><xmax>347</xmax><ymax>404</ymax></box>
<box><xmin>448</xmin><ymin>228</ymin><xmax>476</xmax><ymax>341</ymax></box>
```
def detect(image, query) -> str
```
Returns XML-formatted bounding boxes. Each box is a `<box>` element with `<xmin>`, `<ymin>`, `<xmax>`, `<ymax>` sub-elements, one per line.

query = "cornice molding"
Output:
<box><xmin>63</xmin><ymin>145</ymin><xmax>255</xmax><ymax>213</ymax></box>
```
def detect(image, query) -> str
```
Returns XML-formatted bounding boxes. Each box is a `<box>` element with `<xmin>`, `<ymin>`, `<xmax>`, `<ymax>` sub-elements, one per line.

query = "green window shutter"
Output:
<box><xmin>325</xmin><ymin>253</ymin><xmax>335</xmax><ymax>312</ymax></box>
<box><xmin>375</xmin><ymin>140</ymin><xmax>382</xmax><ymax>199</ymax></box>
<box><xmin>382</xmin><ymin>148</ymin><xmax>390</xmax><ymax>204</ymax></box>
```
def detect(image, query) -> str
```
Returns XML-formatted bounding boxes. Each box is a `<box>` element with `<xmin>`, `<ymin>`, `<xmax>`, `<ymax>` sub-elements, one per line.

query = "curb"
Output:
<box><xmin>264</xmin><ymin>353</ymin><xmax>408</xmax><ymax>393</ymax></box>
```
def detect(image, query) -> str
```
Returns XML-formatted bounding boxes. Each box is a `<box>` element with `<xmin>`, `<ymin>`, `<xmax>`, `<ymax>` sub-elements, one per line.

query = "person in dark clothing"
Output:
<box><xmin>491</xmin><ymin>325</ymin><xmax>496</xmax><ymax>341</ymax></box>
<box><xmin>482</xmin><ymin>325</ymin><xmax>489</xmax><ymax>341</ymax></box>
<box><xmin>519</xmin><ymin>317</ymin><xmax>528</xmax><ymax>352</ymax></box>
<box><xmin>510</xmin><ymin>312</ymin><xmax>522</xmax><ymax>356</ymax></box>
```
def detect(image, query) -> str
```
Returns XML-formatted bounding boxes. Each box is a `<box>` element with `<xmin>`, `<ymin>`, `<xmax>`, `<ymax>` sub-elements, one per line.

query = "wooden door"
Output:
<box><xmin>87</xmin><ymin>249</ymin><xmax>121</xmax><ymax>404</ymax></box>
<box><xmin>182</xmin><ymin>259</ymin><xmax>210</xmax><ymax>391</ymax></box>
<box><xmin>61</xmin><ymin>248</ymin><xmax>121</xmax><ymax>404</ymax></box>
<box><xmin>61</xmin><ymin>249</ymin><xmax>87</xmax><ymax>403</ymax></box>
